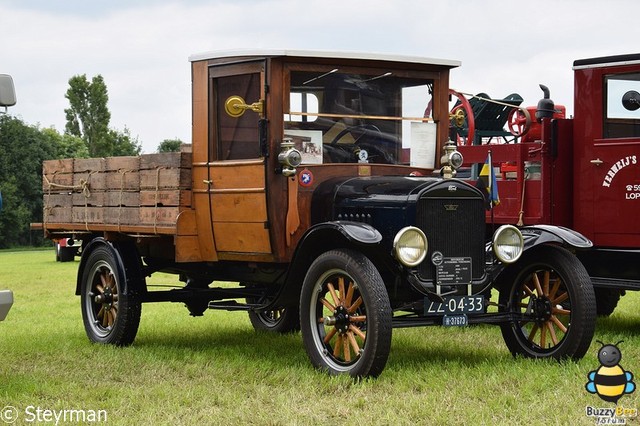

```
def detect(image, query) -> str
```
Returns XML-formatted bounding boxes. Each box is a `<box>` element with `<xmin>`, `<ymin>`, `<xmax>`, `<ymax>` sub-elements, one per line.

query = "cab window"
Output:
<box><xmin>284</xmin><ymin>68</ymin><xmax>435</xmax><ymax>165</ymax></box>
<box><xmin>604</xmin><ymin>73</ymin><xmax>640</xmax><ymax>139</ymax></box>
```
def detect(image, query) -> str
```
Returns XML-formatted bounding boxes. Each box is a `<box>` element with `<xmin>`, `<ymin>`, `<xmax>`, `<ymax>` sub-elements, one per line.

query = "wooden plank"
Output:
<box><xmin>140</xmin><ymin>190</ymin><xmax>191</xmax><ymax>207</ymax></box>
<box><xmin>74</xmin><ymin>158</ymin><xmax>105</xmax><ymax>173</ymax></box>
<box><xmin>73</xmin><ymin>170</ymin><xmax>106</xmax><ymax>190</ymax></box>
<box><xmin>44</xmin><ymin>193</ymin><xmax>72</xmax><ymax>208</ymax></box>
<box><xmin>140</xmin><ymin>152</ymin><xmax>191</xmax><ymax>169</ymax></box>
<box><xmin>176</xmin><ymin>209</ymin><xmax>198</xmax><ymax>236</ymax></box>
<box><xmin>105</xmin><ymin>170</ymin><xmax>140</xmax><ymax>190</ymax></box>
<box><xmin>102</xmin><ymin>207</ymin><xmax>140</xmax><ymax>225</ymax></box>
<box><xmin>105</xmin><ymin>156</ymin><xmax>139</xmax><ymax>172</ymax></box>
<box><xmin>72</xmin><ymin>206</ymin><xmax>104</xmax><ymax>224</ymax></box>
<box><xmin>139</xmin><ymin>207</ymin><xmax>185</xmax><ymax>225</ymax></box>
<box><xmin>210</xmin><ymin>162</ymin><xmax>265</xmax><ymax>189</ymax></box>
<box><xmin>140</xmin><ymin>168</ymin><xmax>190</xmax><ymax>189</ymax></box>
<box><xmin>211</xmin><ymin>192</ymin><xmax>267</xmax><ymax>222</ymax></box>
<box><xmin>44</xmin><ymin>206</ymin><xmax>71</xmax><ymax>223</ymax></box>
<box><xmin>43</xmin><ymin>172</ymin><xmax>73</xmax><ymax>190</ymax></box>
<box><xmin>213</xmin><ymin>222</ymin><xmax>271</xmax><ymax>253</ymax></box>
<box><xmin>43</xmin><ymin>159</ymin><xmax>73</xmax><ymax>175</ymax></box>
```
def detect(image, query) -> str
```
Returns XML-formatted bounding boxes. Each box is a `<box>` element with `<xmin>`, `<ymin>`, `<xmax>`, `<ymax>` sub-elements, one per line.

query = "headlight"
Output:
<box><xmin>393</xmin><ymin>226</ymin><xmax>428</xmax><ymax>267</ymax></box>
<box><xmin>493</xmin><ymin>225</ymin><xmax>524</xmax><ymax>263</ymax></box>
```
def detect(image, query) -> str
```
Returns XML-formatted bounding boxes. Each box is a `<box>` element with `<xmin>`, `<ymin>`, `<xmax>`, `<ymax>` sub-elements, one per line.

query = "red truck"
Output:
<box><xmin>454</xmin><ymin>53</ymin><xmax>640</xmax><ymax>316</ymax></box>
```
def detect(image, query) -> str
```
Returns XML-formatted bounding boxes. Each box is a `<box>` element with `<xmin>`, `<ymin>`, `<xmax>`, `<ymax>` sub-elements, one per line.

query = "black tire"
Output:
<box><xmin>59</xmin><ymin>246</ymin><xmax>76</xmax><ymax>262</ymax></box>
<box><xmin>594</xmin><ymin>288</ymin><xmax>621</xmax><ymax>317</ymax></box>
<box><xmin>300</xmin><ymin>249</ymin><xmax>392</xmax><ymax>378</ymax></box>
<box><xmin>80</xmin><ymin>245</ymin><xmax>141</xmax><ymax>346</ymax></box>
<box><xmin>248</xmin><ymin>306</ymin><xmax>300</xmax><ymax>333</ymax></box>
<box><xmin>499</xmin><ymin>245</ymin><xmax>596</xmax><ymax>360</ymax></box>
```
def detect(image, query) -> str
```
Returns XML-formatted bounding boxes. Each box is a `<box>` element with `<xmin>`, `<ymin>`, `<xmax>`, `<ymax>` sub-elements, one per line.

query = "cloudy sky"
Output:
<box><xmin>2</xmin><ymin>0</ymin><xmax>639</xmax><ymax>153</ymax></box>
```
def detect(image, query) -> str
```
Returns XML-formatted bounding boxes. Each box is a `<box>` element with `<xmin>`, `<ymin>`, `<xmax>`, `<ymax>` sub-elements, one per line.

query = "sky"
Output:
<box><xmin>1</xmin><ymin>0</ymin><xmax>639</xmax><ymax>154</ymax></box>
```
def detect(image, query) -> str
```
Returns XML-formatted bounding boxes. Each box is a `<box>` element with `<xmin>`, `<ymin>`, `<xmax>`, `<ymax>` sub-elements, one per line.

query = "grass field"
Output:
<box><xmin>1</xmin><ymin>249</ymin><xmax>639</xmax><ymax>425</ymax></box>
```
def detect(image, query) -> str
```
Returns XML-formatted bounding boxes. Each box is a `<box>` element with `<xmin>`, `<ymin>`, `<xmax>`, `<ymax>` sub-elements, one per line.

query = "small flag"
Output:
<box><xmin>476</xmin><ymin>151</ymin><xmax>499</xmax><ymax>209</ymax></box>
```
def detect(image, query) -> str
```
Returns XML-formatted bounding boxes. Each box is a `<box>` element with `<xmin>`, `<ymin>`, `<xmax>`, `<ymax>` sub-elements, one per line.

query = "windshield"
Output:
<box><xmin>284</xmin><ymin>69</ymin><xmax>436</xmax><ymax>167</ymax></box>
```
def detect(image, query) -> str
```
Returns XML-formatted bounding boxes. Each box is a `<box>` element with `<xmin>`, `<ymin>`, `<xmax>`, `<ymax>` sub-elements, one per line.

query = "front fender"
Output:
<box><xmin>520</xmin><ymin>224</ymin><xmax>592</xmax><ymax>250</ymax></box>
<box><xmin>270</xmin><ymin>221</ymin><xmax>384</xmax><ymax>308</ymax></box>
<box><xmin>489</xmin><ymin>225</ymin><xmax>592</xmax><ymax>284</ymax></box>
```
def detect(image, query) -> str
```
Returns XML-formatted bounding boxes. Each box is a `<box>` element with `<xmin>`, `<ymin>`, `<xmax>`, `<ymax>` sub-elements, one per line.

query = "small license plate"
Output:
<box><xmin>443</xmin><ymin>315</ymin><xmax>468</xmax><ymax>327</ymax></box>
<box><xmin>424</xmin><ymin>295</ymin><xmax>485</xmax><ymax>315</ymax></box>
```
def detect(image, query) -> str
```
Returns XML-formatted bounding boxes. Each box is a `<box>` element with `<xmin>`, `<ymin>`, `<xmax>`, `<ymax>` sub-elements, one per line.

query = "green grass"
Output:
<box><xmin>1</xmin><ymin>249</ymin><xmax>639</xmax><ymax>425</ymax></box>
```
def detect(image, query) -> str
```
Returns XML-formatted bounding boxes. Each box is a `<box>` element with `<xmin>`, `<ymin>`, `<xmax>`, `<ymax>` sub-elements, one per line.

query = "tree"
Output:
<box><xmin>64</xmin><ymin>74</ymin><xmax>141</xmax><ymax>157</ymax></box>
<box><xmin>64</xmin><ymin>74</ymin><xmax>111</xmax><ymax>157</ymax></box>
<box><xmin>157</xmin><ymin>138</ymin><xmax>183</xmax><ymax>153</ymax></box>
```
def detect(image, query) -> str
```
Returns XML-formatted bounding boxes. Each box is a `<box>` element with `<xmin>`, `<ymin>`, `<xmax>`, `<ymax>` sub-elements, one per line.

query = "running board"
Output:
<box><xmin>591</xmin><ymin>277</ymin><xmax>640</xmax><ymax>291</ymax></box>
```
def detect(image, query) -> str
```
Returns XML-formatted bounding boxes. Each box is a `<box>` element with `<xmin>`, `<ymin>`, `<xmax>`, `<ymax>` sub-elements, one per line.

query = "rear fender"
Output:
<box><xmin>75</xmin><ymin>238</ymin><xmax>143</xmax><ymax>296</ymax></box>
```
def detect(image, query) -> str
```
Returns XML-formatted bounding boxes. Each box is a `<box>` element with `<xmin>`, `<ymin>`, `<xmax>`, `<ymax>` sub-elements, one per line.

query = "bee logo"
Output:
<box><xmin>586</xmin><ymin>341</ymin><xmax>636</xmax><ymax>403</ymax></box>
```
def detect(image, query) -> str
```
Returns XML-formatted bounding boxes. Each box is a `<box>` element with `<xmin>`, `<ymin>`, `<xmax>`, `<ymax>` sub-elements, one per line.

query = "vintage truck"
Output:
<box><xmin>40</xmin><ymin>50</ymin><xmax>596</xmax><ymax>377</ymax></box>
<box><xmin>451</xmin><ymin>53</ymin><xmax>640</xmax><ymax>317</ymax></box>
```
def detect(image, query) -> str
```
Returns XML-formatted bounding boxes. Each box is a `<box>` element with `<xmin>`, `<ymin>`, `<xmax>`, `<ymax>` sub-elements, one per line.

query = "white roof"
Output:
<box><xmin>189</xmin><ymin>48</ymin><xmax>461</xmax><ymax>68</ymax></box>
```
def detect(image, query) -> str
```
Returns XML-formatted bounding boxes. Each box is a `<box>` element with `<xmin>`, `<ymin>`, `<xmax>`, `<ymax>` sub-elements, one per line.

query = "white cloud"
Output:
<box><xmin>2</xmin><ymin>0</ymin><xmax>640</xmax><ymax>152</ymax></box>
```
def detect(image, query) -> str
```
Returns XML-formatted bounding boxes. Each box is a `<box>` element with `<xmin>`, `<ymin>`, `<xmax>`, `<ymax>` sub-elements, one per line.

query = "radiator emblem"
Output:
<box><xmin>444</xmin><ymin>204</ymin><xmax>459</xmax><ymax>211</ymax></box>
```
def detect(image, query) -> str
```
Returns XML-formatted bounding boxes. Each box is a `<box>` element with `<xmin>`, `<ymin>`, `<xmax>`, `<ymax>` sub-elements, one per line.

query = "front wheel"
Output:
<box><xmin>300</xmin><ymin>249</ymin><xmax>392</xmax><ymax>378</ymax></box>
<box><xmin>499</xmin><ymin>246</ymin><xmax>596</xmax><ymax>360</ymax></box>
<box><xmin>80</xmin><ymin>244</ymin><xmax>141</xmax><ymax>346</ymax></box>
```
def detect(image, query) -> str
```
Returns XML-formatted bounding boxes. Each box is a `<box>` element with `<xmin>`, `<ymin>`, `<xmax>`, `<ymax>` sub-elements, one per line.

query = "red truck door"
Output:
<box><xmin>575</xmin><ymin>63</ymin><xmax>640</xmax><ymax>247</ymax></box>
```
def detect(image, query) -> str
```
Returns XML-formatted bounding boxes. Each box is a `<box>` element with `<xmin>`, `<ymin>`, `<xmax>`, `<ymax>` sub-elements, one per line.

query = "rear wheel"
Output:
<box><xmin>594</xmin><ymin>288</ymin><xmax>622</xmax><ymax>317</ymax></box>
<box><xmin>499</xmin><ymin>246</ymin><xmax>596</xmax><ymax>360</ymax></box>
<box><xmin>80</xmin><ymin>244</ymin><xmax>141</xmax><ymax>346</ymax></box>
<box><xmin>248</xmin><ymin>306</ymin><xmax>300</xmax><ymax>333</ymax></box>
<box><xmin>300</xmin><ymin>249</ymin><xmax>392</xmax><ymax>378</ymax></box>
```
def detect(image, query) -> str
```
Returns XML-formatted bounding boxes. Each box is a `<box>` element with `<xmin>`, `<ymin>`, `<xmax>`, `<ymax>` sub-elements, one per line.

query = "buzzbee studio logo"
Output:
<box><xmin>585</xmin><ymin>341</ymin><xmax>638</xmax><ymax>424</ymax></box>
<box><xmin>586</xmin><ymin>341</ymin><xmax>635</xmax><ymax>403</ymax></box>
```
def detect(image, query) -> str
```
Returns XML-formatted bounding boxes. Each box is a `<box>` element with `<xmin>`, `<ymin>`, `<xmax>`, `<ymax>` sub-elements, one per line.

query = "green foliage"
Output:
<box><xmin>0</xmin><ymin>116</ymin><xmax>90</xmax><ymax>248</ymax></box>
<box><xmin>157</xmin><ymin>138</ymin><xmax>183</xmax><ymax>153</ymax></box>
<box><xmin>64</xmin><ymin>74</ymin><xmax>111</xmax><ymax>157</ymax></box>
<box><xmin>108</xmin><ymin>127</ymin><xmax>142</xmax><ymax>156</ymax></box>
<box><xmin>64</xmin><ymin>74</ymin><xmax>141</xmax><ymax>157</ymax></box>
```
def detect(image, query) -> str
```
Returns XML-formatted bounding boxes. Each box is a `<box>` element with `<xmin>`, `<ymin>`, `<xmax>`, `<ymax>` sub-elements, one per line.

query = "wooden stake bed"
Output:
<box><xmin>42</xmin><ymin>152</ymin><xmax>192</xmax><ymax>236</ymax></box>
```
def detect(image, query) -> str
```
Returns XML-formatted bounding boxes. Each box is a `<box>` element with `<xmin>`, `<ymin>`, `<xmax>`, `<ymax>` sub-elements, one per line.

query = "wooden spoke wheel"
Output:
<box><xmin>248</xmin><ymin>305</ymin><xmax>300</xmax><ymax>333</ymax></box>
<box><xmin>80</xmin><ymin>244</ymin><xmax>141</xmax><ymax>346</ymax></box>
<box><xmin>499</xmin><ymin>246</ymin><xmax>596</xmax><ymax>360</ymax></box>
<box><xmin>300</xmin><ymin>249</ymin><xmax>391</xmax><ymax>377</ymax></box>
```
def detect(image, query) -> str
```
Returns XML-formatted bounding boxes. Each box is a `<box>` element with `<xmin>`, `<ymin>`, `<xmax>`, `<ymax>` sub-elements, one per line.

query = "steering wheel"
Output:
<box><xmin>449</xmin><ymin>89</ymin><xmax>475</xmax><ymax>145</ymax></box>
<box><xmin>329</xmin><ymin>123</ymin><xmax>382</xmax><ymax>146</ymax></box>
<box><xmin>507</xmin><ymin>107</ymin><xmax>532</xmax><ymax>139</ymax></box>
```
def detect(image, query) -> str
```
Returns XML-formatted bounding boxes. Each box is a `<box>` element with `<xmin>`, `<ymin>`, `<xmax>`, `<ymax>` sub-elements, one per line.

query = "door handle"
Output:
<box><xmin>590</xmin><ymin>158</ymin><xmax>604</xmax><ymax>166</ymax></box>
<box><xmin>203</xmin><ymin>179</ymin><xmax>213</xmax><ymax>185</ymax></box>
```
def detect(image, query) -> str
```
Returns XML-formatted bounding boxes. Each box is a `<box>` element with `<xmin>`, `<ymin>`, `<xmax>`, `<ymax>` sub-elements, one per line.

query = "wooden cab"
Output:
<box><xmin>189</xmin><ymin>49</ymin><xmax>459</xmax><ymax>263</ymax></box>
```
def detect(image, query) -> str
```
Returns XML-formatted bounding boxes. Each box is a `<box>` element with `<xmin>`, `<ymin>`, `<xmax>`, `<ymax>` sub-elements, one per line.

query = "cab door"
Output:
<box><xmin>586</xmin><ymin>72</ymin><xmax>640</xmax><ymax>247</ymax></box>
<box><xmin>205</xmin><ymin>61</ymin><xmax>272</xmax><ymax>256</ymax></box>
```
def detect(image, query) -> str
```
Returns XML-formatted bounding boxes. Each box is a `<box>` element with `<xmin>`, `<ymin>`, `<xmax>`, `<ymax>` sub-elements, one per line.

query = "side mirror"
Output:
<box><xmin>0</xmin><ymin>74</ymin><xmax>17</xmax><ymax>110</ymax></box>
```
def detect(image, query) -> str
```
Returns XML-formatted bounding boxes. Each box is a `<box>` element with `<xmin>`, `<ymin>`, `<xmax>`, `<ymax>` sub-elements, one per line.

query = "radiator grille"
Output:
<box><xmin>416</xmin><ymin>196</ymin><xmax>485</xmax><ymax>281</ymax></box>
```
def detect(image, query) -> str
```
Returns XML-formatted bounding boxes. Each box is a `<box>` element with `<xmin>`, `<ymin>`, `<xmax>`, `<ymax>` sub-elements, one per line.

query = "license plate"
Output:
<box><xmin>443</xmin><ymin>315</ymin><xmax>468</xmax><ymax>327</ymax></box>
<box><xmin>424</xmin><ymin>295</ymin><xmax>485</xmax><ymax>315</ymax></box>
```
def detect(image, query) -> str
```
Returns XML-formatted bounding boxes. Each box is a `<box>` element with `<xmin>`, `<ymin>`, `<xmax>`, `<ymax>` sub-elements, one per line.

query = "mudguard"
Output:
<box><xmin>75</xmin><ymin>238</ymin><xmax>142</xmax><ymax>296</ymax></box>
<box><xmin>519</xmin><ymin>224</ymin><xmax>592</xmax><ymax>250</ymax></box>
<box><xmin>271</xmin><ymin>221</ymin><xmax>383</xmax><ymax>308</ymax></box>
<box><xmin>489</xmin><ymin>224</ymin><xmax>592</xmax><ymax>282</ymax></box>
